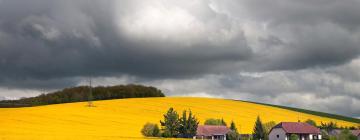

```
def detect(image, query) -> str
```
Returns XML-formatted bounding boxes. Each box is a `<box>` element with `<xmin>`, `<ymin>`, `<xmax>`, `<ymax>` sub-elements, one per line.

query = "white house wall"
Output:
<box><xmin>269</xmin><ymin>128</ymin><xmax>287</xmax><ymax>140</ymax></box>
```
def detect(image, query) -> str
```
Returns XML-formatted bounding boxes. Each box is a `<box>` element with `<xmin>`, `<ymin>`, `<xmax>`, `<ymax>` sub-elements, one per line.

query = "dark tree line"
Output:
<box><xmin>0</xmin><ymin>84</ymin><xmax>164</xmax><ymax>107</ymax></box>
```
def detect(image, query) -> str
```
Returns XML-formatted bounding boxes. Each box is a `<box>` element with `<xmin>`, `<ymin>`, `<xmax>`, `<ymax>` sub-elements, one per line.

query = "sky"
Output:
<box><xmin>0</xmin><ymin>0</ymin><xmax>359</xmax><ymax>118</ymax></box>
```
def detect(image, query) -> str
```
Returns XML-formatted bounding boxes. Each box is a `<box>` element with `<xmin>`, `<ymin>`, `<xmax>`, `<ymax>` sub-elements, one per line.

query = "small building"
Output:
<box><xmin>194</xmin><ymin>125</ymin><xmax>230</xmax><ymax>140</ymax></box>
<box><xmin>269</xmin><ymin>122</ymin><xmax>321</xmax><ymax>140</ymax></box>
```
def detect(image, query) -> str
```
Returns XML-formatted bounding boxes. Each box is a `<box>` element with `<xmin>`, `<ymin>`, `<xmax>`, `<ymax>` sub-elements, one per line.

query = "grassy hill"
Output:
<box><xmin>0</xmin><ymin>97</ymin><xmax>358</xmax><ymax>139</ymax></box>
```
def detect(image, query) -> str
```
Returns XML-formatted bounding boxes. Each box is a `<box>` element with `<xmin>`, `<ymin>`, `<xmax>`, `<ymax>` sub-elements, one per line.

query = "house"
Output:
<box><xmin>269</xmin><ymin>122</ymin><xmax>321</xmax><ymax>140</ymax></box>
<box><xmin>193</xmin><ymin>125</ymin><xmax>230</xmax><ymax>140</ymax></box>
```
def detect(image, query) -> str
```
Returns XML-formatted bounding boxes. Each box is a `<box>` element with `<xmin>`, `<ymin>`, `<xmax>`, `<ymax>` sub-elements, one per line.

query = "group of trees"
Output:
<box><xmin>142</xmin><ymin>107</ymin><xmax>199</xmax><ymax>138</ymax></box>
<box><xmin>0</xmin><ymin>84</ymin><xmax>164</xmax><ymax>107</ymax></box>
<box><xmin>142</xmin><ymin>110</ymin><xmax>242</xmax><ymax>140</ymax></box>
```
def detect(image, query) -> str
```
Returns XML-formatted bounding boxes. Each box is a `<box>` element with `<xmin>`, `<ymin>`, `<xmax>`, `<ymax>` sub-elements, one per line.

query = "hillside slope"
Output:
<box><xmin>0</xmin><ymin>97</ymin><xmax>358</xmax><ymax>139</ymax></box>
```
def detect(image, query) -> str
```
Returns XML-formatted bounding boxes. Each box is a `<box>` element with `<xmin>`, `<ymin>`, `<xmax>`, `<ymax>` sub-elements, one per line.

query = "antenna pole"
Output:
<box><xmin>88</xmin><ymin>77</ymin><xmax>93</xmax><ymax>107</ymax></box>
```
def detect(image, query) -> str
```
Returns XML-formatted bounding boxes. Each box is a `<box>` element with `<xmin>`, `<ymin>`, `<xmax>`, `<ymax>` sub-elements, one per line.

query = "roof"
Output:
<box><xmin>272</xmin><ymin>122</ymin><xmax>320</xmax><ymax>134</ymax></box>
<box><xmin>196</xmin><ymin>125</ymin><xmax>230</xmax><ymax>136</ymax></box>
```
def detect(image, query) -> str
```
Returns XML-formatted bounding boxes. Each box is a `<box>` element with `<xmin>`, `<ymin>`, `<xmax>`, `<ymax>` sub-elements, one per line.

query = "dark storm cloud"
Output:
<box><xmin>0</xmin><ymin>0</ymin><xmax>252</xmax><ymax>89</ymax></box>
<box><xmin>1</xmin><ymin>0</ymin><xmax>360</xmax><ymax>117</ymax></box>
<box><xmin>260</xmin><ymin>25</ymin><xmax>360</xmax><ymax>70</ymax></box>
<box><xmin>213</xmin><ymin>0</ymin><xmax>360</xmax><ymax>70</ymax></box>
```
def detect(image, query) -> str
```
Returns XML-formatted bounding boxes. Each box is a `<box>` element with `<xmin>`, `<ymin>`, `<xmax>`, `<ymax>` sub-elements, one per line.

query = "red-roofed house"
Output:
<box><xmin>193</xmin><ymin>125</ymin><xmax>230</xmax><ymax>140</ymax></box>
<box><xmin>269</xmin><ymin>122</ymin><xmax>321</xmax><ymax>140</ymax></box>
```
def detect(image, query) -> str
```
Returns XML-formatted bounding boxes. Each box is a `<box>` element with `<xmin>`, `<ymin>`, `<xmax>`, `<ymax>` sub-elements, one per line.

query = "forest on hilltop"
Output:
<box><xmin>0</xmin><ymin>84</ymin><xmax>165</xmax><ymax>107</ymax></box>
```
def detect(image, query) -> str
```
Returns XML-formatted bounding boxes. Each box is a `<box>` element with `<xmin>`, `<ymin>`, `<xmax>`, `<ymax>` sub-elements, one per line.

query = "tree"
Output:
<box><xmin>186</xmin><ymin>110</ymin><xmax>199</xmax><ymax>137</ymax></box>
<box><xmin>321</xmin><ymin>130</ymin><xmax>330</xmax><ymax>140</ymax></box>
<box><xmin>337</xmin><ymin>129</ymin><xmax>357</xmax><ymax>140</ymax></box>
<box><xmin>227</xmin><ymin>130</ymin><xmax>240</xmax><ymax>140</ymax></box>
<box><xmin>304</xmin><ymin>119</ymin><xmax>317</xmax><ymax>127</ymax></box>
<box><xmin>289</xmin><ymin>134</ymin><xmax>299</xmax><ymax>140</ymax></box>
<box><xmin>320</xmin><ymin>122</ymin><xmax>338</xmax><ymax>133</ymax></box>
<box><xmin>141</xmin><ymin>123</ymin><xmax>160</xmax><ymax>137</ymax></box>
<box><xmin>230</xmin><ymin>121</ymin><xmax>238</xmax><ymax>133</ymax></box>
<box><xmin>178</xmin><ymin>110</ymin><xmax>199</xmax><ymax>138</ymax></box>
<box><xmin>263</xmin><ymin>121</ymin><xmax>276</xmax><ymax>140</ymax></box>
<box><xmin>160</xmin><ymin>107</ymin><xmax>180</xmax><ymax>137</ymax></box>
<box><xmin>204</xmin><ymin>118</ymin><xmax>227</xmax><ymax>126</ymax></box>
<box><xmin>227</xmin><ymin>121</ymin><xmax>240</xmax><ymax>140</ymax></box>
<box><xmin>253</xmin><ymin>116</ymin><xmax>265</xmax><ymax>140</ymax></box>
<box><xmin>221</xmin><ymin>118</ymin><xmax>228</xmax><ymax>126</ymax></box>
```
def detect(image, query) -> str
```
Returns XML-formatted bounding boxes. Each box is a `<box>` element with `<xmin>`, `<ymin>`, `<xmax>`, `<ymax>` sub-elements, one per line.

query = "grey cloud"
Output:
<box><xmin>213</xmin><ymin>0</ymin><xmax>360</xmax><ymax>71</ymax></box>
<box><xmin>0</xmin><ymin>0</ymin><xmax>251</xmax><ymax>89</ymax></box>
<box><xmin>1</xmin><ymin>0</ymin><xmax>360</xmax><ymax>117</ymax></box>
<box><xmin>147</xmin><ymin>68</ymin><xmax>360</xmax><ymax>117</ymax></box>
<box><xmin>260</xmin><ymin>23</ymin><xmax>360</xmax><ymax>70</ymax></box>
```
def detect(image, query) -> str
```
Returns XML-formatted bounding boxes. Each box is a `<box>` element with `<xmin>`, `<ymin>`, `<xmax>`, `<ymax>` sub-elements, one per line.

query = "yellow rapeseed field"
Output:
<box><xmin>0</xmin><ymin>97</ymin><xmax>358</xmax><ymax>140</ymax></box>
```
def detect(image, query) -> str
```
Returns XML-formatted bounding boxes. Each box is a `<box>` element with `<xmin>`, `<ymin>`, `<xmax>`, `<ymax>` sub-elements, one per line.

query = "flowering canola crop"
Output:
<box><xmin>0</xmin><ymin>97</ymin><xmax>358</xmax><ymax>140</ymax></box>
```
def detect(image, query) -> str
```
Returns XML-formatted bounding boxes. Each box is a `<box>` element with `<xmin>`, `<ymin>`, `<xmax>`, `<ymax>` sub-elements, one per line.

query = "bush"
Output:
<box><xmin>141</xmin><ymin>123</ymin><xmax>160</xmax><ymax>137</ymax></box>
<box><xmin>289</xmin><ymin>134</ymin><xmax>299</xmax><ymax>140</ymax></box>
<box><xmin>304</xmin><ymin>119</ymin><xmax>317</xmax><ymax>127</ymax></box>
<box><xmin>227</xmin><ymin>130</ymin><xmax>240</xmax><ymax>140</ymax></box>
<box><xmin>263</xmin><ymin>121</ymin><xmax>276</xmax><ymax>140</ymax></box>
<box><xmin>204</xmin><ymin>118</ymin><xmax>227</xmax><ymax>126</ymax></box>
<box><xmin>338</xmin><ymin>129</ymin><xmax>357</xmax><ymax>140</ymax></box>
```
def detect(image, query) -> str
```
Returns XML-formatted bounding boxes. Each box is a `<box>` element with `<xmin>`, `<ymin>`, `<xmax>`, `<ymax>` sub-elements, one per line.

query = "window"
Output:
<box><xmin>277</xmin><ymin>135</ymin><xmax>279</xmax><ymax>138</ymax></box>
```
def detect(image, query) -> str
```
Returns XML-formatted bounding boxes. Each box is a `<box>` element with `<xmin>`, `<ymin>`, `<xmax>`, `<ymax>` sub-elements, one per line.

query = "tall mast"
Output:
<box><xmin>88</xmin><ymin>77</ymin><xmax>93</xmax><ymax>107</ymax></box>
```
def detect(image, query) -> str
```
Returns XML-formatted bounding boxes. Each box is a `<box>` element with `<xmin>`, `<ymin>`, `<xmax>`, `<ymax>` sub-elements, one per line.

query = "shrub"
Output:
<box><xmin>227</xmin><ymin>130</ymin><xmax>240</xmax><ymax>140</ymax></box>
<box><xmin>289</xmin><ymin>134</ymin><xmax>299</xmax><ymax>140</ymax></box>
<box><xmin>304</xmin><ymin>119</ymin><xmax>317</xmax><ymax>127</ymax></box>
<box><xmin>141</xmin><ymin>123</ymin><xmax>160</xmax><ymax>137</ymax></box>
<box><xmin>204</xmin><ymin>118</ymin><xmax>227</xmax><ymax>126</ymax></box>
<box><xmin>338</xmin><ymin>129</ymin><xmax>357</xmax><ymax>140</ymax></box>
<box><xmin>263</xmin><ymin>121</ymin><xmax>276</xmax><ymax>140</ymax></box>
